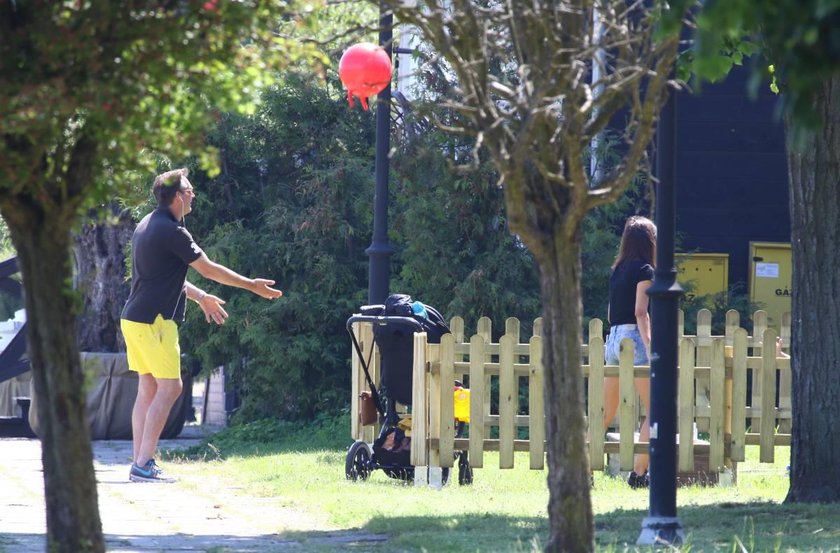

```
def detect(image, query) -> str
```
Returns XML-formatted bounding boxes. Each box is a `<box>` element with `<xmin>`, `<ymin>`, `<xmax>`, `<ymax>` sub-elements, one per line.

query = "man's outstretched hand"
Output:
<box><xmin>251</xmin><ymin>278</ymin><xmax>283</xmax><ymax>300</ymax></box>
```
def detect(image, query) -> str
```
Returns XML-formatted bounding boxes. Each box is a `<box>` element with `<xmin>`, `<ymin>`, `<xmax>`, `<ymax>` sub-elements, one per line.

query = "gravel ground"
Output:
<box><xmin>0</xmin><ymin>433</ymin><xmax>387</xmax><ymax>552</ymax></box>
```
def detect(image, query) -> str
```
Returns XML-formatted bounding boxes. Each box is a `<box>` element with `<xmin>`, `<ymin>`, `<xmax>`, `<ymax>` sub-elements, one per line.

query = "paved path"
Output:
<box><xmin>0</xmin><ymin>434</ymin><xmax>387</xmax><ymax>552</ymax></box>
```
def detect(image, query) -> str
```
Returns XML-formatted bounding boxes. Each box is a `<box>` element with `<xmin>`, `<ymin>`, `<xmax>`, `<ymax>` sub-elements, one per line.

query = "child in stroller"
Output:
<box><xmin>345</xmin><ymin>294</ymin><xmax>473</xmax><ymax>485</ymax></box>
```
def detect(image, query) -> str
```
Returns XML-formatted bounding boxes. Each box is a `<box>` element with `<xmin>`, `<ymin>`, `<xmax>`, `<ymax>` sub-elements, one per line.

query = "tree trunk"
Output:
<box><xmin>541</xmin><ymin>233</ymin><xmax>594</xmax><ymax>552</ymax></box>
<box><xmin>784</xmin><ymin>74</ymin><xmax>840</xmax><ymax>503</ymax></box>
<box><xmin>74</xmin><ymin>205</ymin><xmax>134</xmax><ymax>352</ymax></box>
<box><xmin>6</xmin><ymin>213</ymin><xmax>105</xmax><ymax>552</ymax></box>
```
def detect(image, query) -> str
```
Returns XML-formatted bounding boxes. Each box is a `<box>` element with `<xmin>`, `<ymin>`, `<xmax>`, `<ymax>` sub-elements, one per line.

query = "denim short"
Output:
<box><xmin>605</xmin><ymin>324</ymin><xmax>649</xmax><ymax>365</ymax></box>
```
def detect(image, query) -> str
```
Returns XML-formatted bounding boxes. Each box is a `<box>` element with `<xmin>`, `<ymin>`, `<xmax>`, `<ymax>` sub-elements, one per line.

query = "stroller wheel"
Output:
<box><xmin>345</xmin><ymin>440</ymin><xmax>372</xmax><ymax>481</ymax></box>
<box><xmin>458</xmin><ymin>451</ymin><xmax>473</xmax><ymax>486</ymax></box>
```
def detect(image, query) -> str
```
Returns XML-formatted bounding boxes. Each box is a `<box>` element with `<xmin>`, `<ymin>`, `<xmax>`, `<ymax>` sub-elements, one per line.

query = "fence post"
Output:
<box><xmin>468</xmin><ymin>334</ymin><xmax>486</xmax><ymax>468</ymax></box>
<box><xmin>618</xmin><ymin>337</ymin><xmax>636</xmax><ymax>472</ymax></box>
<box><xmin>695</xmin><ymin>309</ymin><xmax>712</xmax><ymax>433</ymax></box>
<box><xmin>505</xmin><ymin>317</ymin><xmax>520</xmax><ymax>343</ymax></box>
<box><xmin>778</xmin><ymin>311</ymin><xmax>792</xmax><ymax>433</ymax></box>
<box><xmin>428</xmin><ymin>341</ymin><xmax>442</xmax><ymax>487</ymax></box>
<box><xmin>439</xmin><ymin>334</ymin><xmax>455</xmax><ymax>468</ymax></box>
<box><xmin>529</xmin><ymin>334</ymin><xmax>544</xmax><ymax>469</ymax></box>
<box><xmin>753</xmin><ymin>311</ymin><xmax>768</xmax><ymax>354</ymax></box>
<box><xmin>588</xmin><ymin>333</ymin><xmax>605</xmax><ymax>470</ymax></box>
<box><xmin>587</xmin><ymin>319</ymin><xmax>604</xmax><ymax>364</ymax></box>
<box><xmin>450</xmin><ymin>316</ymin><xmax>464</xmax><ymax>342</ymax></box>
<box><xmin>724</xmin><ymin>309</ymin><xmax>740</xmax><ymax>469</ymax></box>
<box><xmin>498</xmin><ymin>333</ymin><xmax>516</xmax><ymax>469</ymax></box>
<box><xmin>411</xmin><ymin>332</ymin><xmax>429</xmax><ymax>485</ymax></box>
<box><xmin>724</xmin><ymin>310</ymin><xmax>740</xmax><ymax>348</ymax></box>
<box><xmin>477</xmin><ymin>317</ymin><xmax>493</xmax><ymax>439</ymax></box>
<box><xmin>709</xmin><ymin>338</ymin><xmax>725</xmax><ymax>472</ymax></box>
<box><xmin>677</xmin><ymin>309</ymin><xmax>684</xmax><ymax>340</ymax></box>
<box><xmin>750</xmin><ymin>310</ymin><xmax>768</xmax><ymax>431</ymax></box>
<box><xmin>450</xmin><ymin>316</ymin><xmax>466</xmax><ymax>385</ymax></box>
<box><xmin>759</xmin><ymin>328</ymin><xmax>777</xmax><ymax>463</ymax></box>
<box><xmin>729</xmin><ymin>328</ymin><xmax>748</xmax><ymax>463</ymax></box>
<box><xmin>678</xmin><ymin>338</ymin><xmax>695</xmax><ymax>473</ymax></box>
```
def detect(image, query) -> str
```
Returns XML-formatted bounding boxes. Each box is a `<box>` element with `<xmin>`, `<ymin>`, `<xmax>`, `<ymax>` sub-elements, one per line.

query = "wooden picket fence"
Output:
<box><xmin>349</xmin><ymin>309</ymin><xmax>792</xmax><ymax>479</ymax></box>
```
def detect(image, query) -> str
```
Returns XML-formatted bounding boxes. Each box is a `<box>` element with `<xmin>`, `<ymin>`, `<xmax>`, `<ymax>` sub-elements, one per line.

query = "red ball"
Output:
<box><xmin>339</xmin><ymin>43</ymin><xmax>392</xmax><ymax>111</ymax></box>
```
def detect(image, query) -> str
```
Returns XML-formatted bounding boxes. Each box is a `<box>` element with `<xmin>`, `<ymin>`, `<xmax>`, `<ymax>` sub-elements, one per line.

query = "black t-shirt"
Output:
<box><xmin>608</xmin><ymin>259</ymin><xmax>654</xmax><ymax>326</ymax></box>
<box><xmin>121</xmin><ymin>208</ymin><xmax>203</xmax><ymax>324</ymax></box>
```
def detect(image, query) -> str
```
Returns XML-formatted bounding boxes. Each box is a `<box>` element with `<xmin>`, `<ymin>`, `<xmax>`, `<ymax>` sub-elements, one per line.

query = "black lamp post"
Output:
<box><xmin>366</xmin><ymin>7</ymin><xmax>395</xmax><ymax>306</ymax></box>
<box><xmin>637</xmin><ymin>83</ymin><xmax>685</xmax><ymax>545</ymax></box>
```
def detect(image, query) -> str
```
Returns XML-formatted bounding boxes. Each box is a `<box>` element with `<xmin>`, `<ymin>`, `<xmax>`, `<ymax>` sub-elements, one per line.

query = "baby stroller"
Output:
<box><xmin>345</xmin><ymin>294</ymin><xmax>473</xmax><ymax>486</ymax></box>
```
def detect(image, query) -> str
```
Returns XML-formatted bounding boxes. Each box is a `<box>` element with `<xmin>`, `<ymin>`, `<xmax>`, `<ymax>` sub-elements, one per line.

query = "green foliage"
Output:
<box><xmin>677</xmin><ymin>35</ymin><xmax>763</xmax><ymax>85</ymax></box>
<box><xmin>173</xmin><ymin>410</ymin><xmax>351</xmax><ymax>459</ymax></box>
<box><xmin>693</xmin><ymin>1</ymin><xmax>840</xmax><ymax>127</ymax></box>
<box><xmin>0</xmin><ymin>1</ymin><xmax>326</xmax><ymax>212</ymax></box>
<box><xmin>179</xmin><ymin>76</ymin><xmax>375</xmax><ymax>421</ymax></box>
<box><xmin>389</xmin><ymin>123</ymin><xmax>542</xmax><ymax>333</ymax></box>
<box><xmin>679</xmin><ymin>283</ymin><xmax>761</xmax><ymax>335</ymax></box>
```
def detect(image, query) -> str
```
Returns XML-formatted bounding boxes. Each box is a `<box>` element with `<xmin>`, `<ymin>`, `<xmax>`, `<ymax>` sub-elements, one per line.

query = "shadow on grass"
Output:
<box><xmin>0</xmin><ymin>530</ymin><xmax>393</xmax><ymax>553</ymax></box>
<box><xmin>283</xmin><ymin>502</ymin><xmax>840</xmax><ymax>552</ymax></box>
<box><xmin>596</xmin><ymin>501</ymin><xmax>840</xmax><ymax>551</ymax></box>
<box><xmin>286</xmin><ymin>514</ymin><xmax>548</xmax><ymax>553</ymax></box>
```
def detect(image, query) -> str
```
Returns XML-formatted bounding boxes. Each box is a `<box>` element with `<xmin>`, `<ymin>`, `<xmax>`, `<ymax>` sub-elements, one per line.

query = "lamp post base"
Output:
<box><xmin>637</xmin><ymin>516</ymin><xmax>685</xmax><ymax>546</ymax></box>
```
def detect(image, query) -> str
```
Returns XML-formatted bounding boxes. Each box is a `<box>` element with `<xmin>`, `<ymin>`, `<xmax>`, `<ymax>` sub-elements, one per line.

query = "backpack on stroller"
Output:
<box><xmin>345</xmin><ymin>294</ymin><xmax>473</xmax><ymax>485</ymax></box>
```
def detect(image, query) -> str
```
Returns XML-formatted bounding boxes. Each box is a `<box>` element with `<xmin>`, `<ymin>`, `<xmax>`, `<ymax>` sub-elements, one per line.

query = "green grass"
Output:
<box><xmin>163</xmin><ymin>416</ymin><xmax>840</xmax><ymax>552</ymax></box>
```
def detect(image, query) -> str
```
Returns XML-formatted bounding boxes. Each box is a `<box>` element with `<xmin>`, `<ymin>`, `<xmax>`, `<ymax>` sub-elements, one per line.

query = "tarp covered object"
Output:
<box><xmin>0</xmin><ymin>373</ymin><xmax>30</xmax><ymax>417</ymax></box>
<box><xmin>29</xmin><ymin>352</ymin><xmax>191</xmax><ymax>440</ymax></box>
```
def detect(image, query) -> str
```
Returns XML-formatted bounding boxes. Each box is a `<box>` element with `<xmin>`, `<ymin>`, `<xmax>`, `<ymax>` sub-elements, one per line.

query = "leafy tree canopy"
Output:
<box><xmin>0</xmin><ymin>0</ymin><xmax>325</xmax><ymax>217</ymax></box>
<box><xmin>692</xmin><ymin>0</ymin><xmax>840</xmax><ymax>126</ymax></box>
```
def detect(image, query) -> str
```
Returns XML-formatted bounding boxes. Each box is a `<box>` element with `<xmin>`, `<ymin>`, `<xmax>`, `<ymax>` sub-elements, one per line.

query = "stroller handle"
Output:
<box><xmin>345</xmin><ymin>314</ymin><xmax>426</xmax><ymax>333</ymax></box>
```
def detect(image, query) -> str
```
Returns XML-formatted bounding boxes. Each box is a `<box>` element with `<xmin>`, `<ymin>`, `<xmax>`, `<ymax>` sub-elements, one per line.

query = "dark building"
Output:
<box><xmin>673</xmin><ymin>64</ymin><xmax>791</xmax><ymax>325</ymax></box>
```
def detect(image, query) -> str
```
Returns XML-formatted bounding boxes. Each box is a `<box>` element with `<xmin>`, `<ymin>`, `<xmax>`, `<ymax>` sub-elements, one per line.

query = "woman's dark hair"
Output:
<box><xmin>612</xmin><ymin>216</ymin><xmax>656</xmax><ymax>269</ymax></box>
<box><xmin>152</xmin><ymin>168</ymin><xmax>189</xmax><ymax>207</ymax></box>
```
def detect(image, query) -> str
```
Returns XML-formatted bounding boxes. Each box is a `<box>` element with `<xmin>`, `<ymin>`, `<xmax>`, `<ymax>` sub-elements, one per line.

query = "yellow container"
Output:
<box><xmin>454</xmin><ymin>387</ymin><xmax>470</xmax><ymax>423</ymax></box>
<box><xmin>676</xmin><ymin>252</ymin><xmax>729</xmax><ymax>302</ymax></box>
<box><xmin>748</xmin><ymin>241</ymin><xmax>792</xmax><ymax>330</ymax></box>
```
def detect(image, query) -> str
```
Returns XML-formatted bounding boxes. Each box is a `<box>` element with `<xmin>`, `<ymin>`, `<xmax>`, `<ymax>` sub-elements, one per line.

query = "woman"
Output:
<box><xmin>603</xmin><ymin>215</ymin><xmax>656</xmax><ymax>488</ymax></box>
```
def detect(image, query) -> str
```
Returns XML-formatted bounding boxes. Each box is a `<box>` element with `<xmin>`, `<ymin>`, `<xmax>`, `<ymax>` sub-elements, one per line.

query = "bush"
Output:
<box><xmin>175</xmin><ymin>410</ymin><xmax>352</xmax><ymax>460</ymax></box>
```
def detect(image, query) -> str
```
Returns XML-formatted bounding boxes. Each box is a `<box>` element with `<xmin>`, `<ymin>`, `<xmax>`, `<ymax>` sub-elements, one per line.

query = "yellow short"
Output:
<box><xmin>120</xmin><ymin>315</ymin><xmax>181</xmax><ymax>380</ymax></box>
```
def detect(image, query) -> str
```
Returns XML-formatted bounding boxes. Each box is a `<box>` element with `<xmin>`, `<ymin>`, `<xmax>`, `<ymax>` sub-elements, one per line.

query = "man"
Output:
<box><xmin>120</xmin><ymin>168</ymin><xmax>282</xmax><ymax>483</ymax></box>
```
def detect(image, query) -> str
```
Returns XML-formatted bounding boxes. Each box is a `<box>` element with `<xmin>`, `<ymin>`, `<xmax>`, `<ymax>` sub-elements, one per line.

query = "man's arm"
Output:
<box><xmin>184</xmin><ymin>281</ymin><xmax>209</xmax><ymax>303</ymax></box>
<box><xmin>189</xmin><ymin>253</ymin><xmax>283</xmax><ymax>299</ymax></box>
